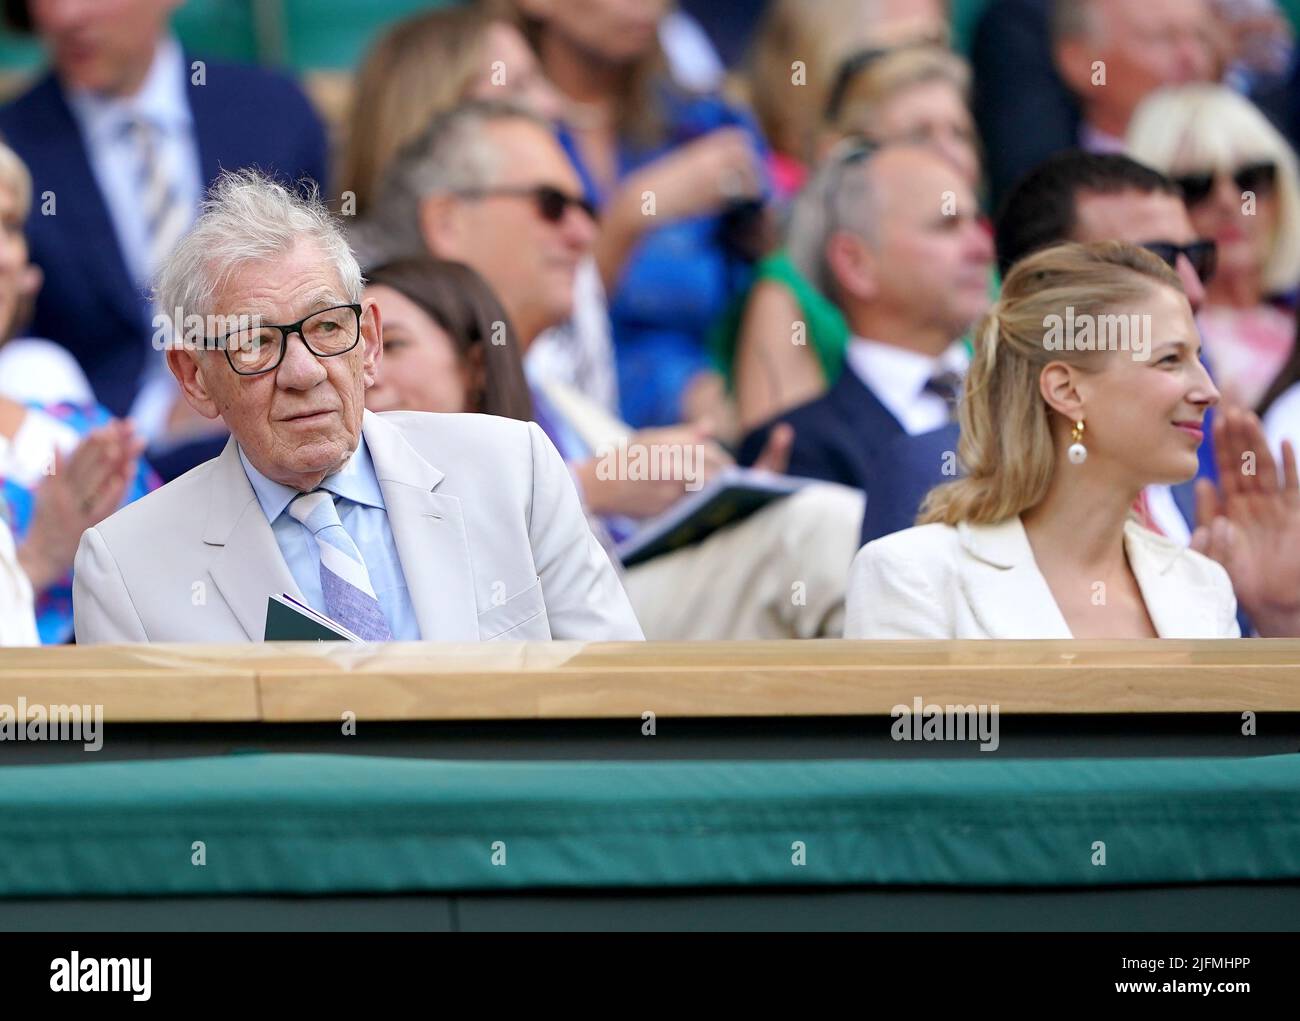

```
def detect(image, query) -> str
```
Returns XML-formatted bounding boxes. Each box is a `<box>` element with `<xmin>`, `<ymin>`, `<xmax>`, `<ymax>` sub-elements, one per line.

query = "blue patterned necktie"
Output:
<box><xmin>125</xmin><ymin>116</ymin><xmax>189</xmax><ymax>279</ymax></box>
<box><xmin>287</xmin><ymin>490</ymin><xmax>393</xmax><ymax>642</ymax></box>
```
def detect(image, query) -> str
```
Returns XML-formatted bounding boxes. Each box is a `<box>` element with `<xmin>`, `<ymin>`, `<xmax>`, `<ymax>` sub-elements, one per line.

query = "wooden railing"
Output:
<box><xmin>0</xmin><ymin>640</ymin><xmax>1297</xmax><ymax>721</ymax></box>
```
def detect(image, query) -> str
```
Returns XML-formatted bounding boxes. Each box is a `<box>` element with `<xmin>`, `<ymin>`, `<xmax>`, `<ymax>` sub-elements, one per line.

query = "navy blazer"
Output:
<box><xmin>0</xmin><ymin>59</ymin><xmax>328</xmax><ymax>417</ymax></box>
<box><xmin>738</xmin><ymin>368</ymin><xmax>907</xmax><ymax>492</ymax></box>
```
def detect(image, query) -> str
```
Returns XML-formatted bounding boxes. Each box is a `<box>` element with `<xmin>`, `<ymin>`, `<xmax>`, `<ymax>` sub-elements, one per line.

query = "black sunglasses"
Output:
<box><xmin>1174</xmin><ymin>161</ymin><xmax>1278</xmax><ymax>207</ymax></box>
<box><xmin>1140</xmin><ymin>239</ymin><xmax>1218</xmax><ymax>286</ymax></box>
<box><xmin>456</xmin><ymin>184</ymin><xmax>596</xmax><ymax>224</ymax></box>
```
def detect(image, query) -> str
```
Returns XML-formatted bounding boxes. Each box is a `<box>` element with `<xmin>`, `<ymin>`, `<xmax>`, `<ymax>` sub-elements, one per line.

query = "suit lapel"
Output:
<box><xmin>202</xmin><ymin>438</ymin><xmax>303</xmax><ymax>641</ymax></box>
<box><xmin>832</xmin><ymin>369</ymin><xmax>907</xmax><ymax>444</ymax></box>
<box><xmin>363</xmin><ymin>412</ymin><xmax>480</xmax><ymax>640</ymax></box>
<box><xmin>1125</xmin><ymin>521</ymin><xmax>1217</xmax><ymax>638</ymax></box>
<box><xmin>957</xmin><ymin>518</ymin><xmax>1073</xmax><ymax>638</ymax></box>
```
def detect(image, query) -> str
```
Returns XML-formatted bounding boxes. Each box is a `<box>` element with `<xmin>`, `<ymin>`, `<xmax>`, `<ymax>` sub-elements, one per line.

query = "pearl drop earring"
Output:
<box><xmin>1067</xmin><ymin>419</ymin><xmax>1088</xmax><ymax>465</ymax></box>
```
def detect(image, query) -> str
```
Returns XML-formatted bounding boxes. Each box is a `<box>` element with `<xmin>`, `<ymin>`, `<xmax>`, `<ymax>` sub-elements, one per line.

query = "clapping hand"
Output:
<box><xmin>16</xmin><ymin>420</ymin><xmax>144</xmax><ymax>593</ymax></box>
<box><xmin>1190</xmin><ymin>406</ymin><xmax>1300</xmax><ymax>636</ymax></box>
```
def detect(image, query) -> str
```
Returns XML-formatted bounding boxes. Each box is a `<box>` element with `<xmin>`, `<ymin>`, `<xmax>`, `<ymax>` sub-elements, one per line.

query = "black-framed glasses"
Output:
<box><xmin>1140</xmin><ymin>239</ymin><xmax>1219</xmax><ymax>285</ymax></box>
<box><xmin>1174</xmin><ymin>161</ymin><xmax>1278</xmax><ymax>206</ymax></box>
<box><xmin>455</xmin><ymin>184</ymin><xmax>596</xmax><ymax>224</ymax></box>
<box><xmin>215</xmin><ymin>303</ymin><xmax>363</xmax><ymax>376</ymax></box>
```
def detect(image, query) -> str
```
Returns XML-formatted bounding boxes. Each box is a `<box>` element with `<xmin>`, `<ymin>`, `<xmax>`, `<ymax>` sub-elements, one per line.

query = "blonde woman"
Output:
<box><xmin>337</xmin><ymin>7</ymin><xmax>562</xmax><ymax>215</ymax></box>
<box><xmin>746</xmin><ymin>0</ymin><xmax>951</xmax><ymax>200</ymax></box>
<box><xmin>845</xmin><ymin>241</ymin><xmax>1239</xmax><ymax>639</ymax></box>
<box><xmin>1128</xmin><ymin>84</ymin><xmax>1300</xmax><ymax>409</ymax></box>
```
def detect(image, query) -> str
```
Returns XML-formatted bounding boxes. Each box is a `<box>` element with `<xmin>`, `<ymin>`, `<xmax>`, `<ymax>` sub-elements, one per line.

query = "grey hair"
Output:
<box><xmin>350</xmin><ymin>99</ymin><xmax>552</xmax><ymax>270</ymax></box>
<box><xmin>786</xmin><ymin>140</ymin><xmax>880</xmax><ymax>299</ymax></box>
<box><xmin>154</xmin><ymin>169</ymin><xmax>362</xmax><ymax>321</ymax></box>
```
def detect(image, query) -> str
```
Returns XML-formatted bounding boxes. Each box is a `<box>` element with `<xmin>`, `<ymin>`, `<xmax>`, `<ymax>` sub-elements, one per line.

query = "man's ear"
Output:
<box><xmin>1039</xmin><ymin>360</ymin><xmax>1088</xmax><ymax>423</ymax></box>
<box><xmin>167</xmin><ymin>348</ymin><xmax>222</xmax><ymax>420</ymax></box>
<box><xmin>1053</xmin><ymin>37</ymin><xmax>1096</xmax><ymax>100</ymax></box>
<box><xmin>825</xmin><ymin>230</ymin><xmax>878</xmax><ymax>305</ymax></box>
<box><xmin>359</xmin><ymin>297</ymin><xmax>383</xmax><ymax>391</ymax></box>
<box><xmin>418</xmin><ymin>193</ymin><xmax>466</xmax><ymax>262</ymax></box>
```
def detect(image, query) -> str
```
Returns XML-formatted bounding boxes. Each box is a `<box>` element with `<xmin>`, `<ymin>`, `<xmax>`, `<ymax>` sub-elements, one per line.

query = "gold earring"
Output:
<box><xmin>1068</xmin><ymin>419</ymin><xmax>1087</xmax><ymax>465</ymax></box>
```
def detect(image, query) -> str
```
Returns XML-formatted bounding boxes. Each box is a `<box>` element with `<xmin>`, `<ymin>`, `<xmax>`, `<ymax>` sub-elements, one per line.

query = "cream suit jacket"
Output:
<box><xmin>73</xmin><ymin>410</ymin><xmax>644</xmax><ymax>643</ymax></box>
<box><xmin>844</xmin><ymin>516</ymin><xmax>1240</xmax><ymax>639</ymax></box>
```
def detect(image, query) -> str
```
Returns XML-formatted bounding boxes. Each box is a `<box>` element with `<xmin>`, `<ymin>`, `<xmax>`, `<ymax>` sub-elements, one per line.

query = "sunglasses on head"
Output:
<box><xmin>1140</xmin><ymin>239</ymin><xmax>1218</xmax><ymax>285</ymax></box>
<box><xmin>1174</xmin><ymin>161</ymin><xmax>1277</xmax><ymax>207</ymax></box>
<box><xmin>456</xmin><ymin>184</ymin><xmax>597</xmax><ymax>224</ymax></box>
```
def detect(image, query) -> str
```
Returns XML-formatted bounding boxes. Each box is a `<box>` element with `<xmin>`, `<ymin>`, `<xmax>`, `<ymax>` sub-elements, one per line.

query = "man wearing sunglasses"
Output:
<box><xmin>72</xmin><ymin>169</ymin><xmax>644</xmax><ymax>644</ymax></box>
<box><xmin>864</xmin><ymin>151</ymin><xmax>1300</xmax><ymax>636</ymax></box>
<box><xmin>355</xmin><ymin>101</ymin><xmax>866</xmax><ymax>640</ymax></box>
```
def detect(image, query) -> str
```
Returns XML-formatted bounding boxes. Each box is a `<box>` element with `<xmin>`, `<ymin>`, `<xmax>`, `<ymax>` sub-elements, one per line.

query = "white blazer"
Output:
<box><xmin>73</xmin><ymin>410</ymin><xmax>645</xmax><ymax>643</ymax></box>
<box><xmin>844</xmin><ymin>515</ymin><xmax>1240</xmax><ymax>639</ymax></box>
<box><xmin>0</xmin><ymin>516</ymin><xmax>38</xmax><ymax>646</ymax></box>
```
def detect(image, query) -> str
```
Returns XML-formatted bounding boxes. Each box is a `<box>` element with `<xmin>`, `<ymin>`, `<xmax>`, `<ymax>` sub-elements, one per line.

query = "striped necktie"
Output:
<box><xmin>125</xmin><ymin>116</ymin><xmax>190</xmax><ymax>279</ymax></box>
<box><xmin>924</xmin><ymin>369</ymin><xmax>963</xmax><ymax>422</ymax></box>
<box><xmin>287</xmin><ymin>490</ymin><xmax>394</xmax><ymax>642</ymax></box>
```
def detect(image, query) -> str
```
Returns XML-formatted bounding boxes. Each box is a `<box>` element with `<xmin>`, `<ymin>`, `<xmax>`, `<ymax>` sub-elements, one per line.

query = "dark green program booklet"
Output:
<box><xmin>264</xmin><ymin>593</ymin><xmax>365</xmax><ymax>642</ymax></box>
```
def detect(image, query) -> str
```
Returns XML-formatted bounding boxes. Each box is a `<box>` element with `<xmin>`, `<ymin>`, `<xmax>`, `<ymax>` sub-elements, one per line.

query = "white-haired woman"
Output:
<box><xmin>845</xmin><ymin>242</ymin><xmax>1240</xmax><ymax>639</ymax></box>
<box><xmin>1128</xmin><ymin>84</ymin><xmax>1300</xmax><ymax>410</ymax></box>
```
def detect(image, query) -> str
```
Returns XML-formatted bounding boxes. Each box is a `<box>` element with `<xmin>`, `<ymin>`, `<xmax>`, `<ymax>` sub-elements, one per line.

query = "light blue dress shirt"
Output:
<box><xmin>238</xmin><ymin>437</ymin><xmax>422</xmax><ymax>640</ymax></box>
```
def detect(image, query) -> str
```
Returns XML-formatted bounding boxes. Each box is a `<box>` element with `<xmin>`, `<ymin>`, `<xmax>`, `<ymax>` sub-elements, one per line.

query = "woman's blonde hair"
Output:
<box><xmin>0</xmin><ymin>139</ymin><xmax>32</xmax><ymax>220</ymax></box>
<box><xmin>337</xmin><ymin>5</ymin><xmax>493</xmax><ymax>216</ymax></box>
<box><xmin>827</xmin><ymin>44</ymin><xmax>970</xmax><ymax>139</ymax></box>
<box><xmin>918</xmin><ymin>241</ymin><xmax>1182</xmax><ymax>527</ymax></box>
<box><xmin>1127</xmin><ymin>84</ymin><xmax>1300</xmax><ymax>295</ymax></box>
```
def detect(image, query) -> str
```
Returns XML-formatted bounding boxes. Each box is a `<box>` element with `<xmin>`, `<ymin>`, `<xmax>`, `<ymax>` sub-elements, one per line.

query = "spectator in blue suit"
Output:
<box><xmin>0</xmin><ymin>0</ymin><xmax>328</xmax><ymax>435</ymax></box>
<box><xmin>737</xmin><ymin>141</ymin><xmax>993</xmax><ymax>496</ymax></box>
<box><xmin>864</xmin><ymin>151</ymin><xmax>1220</xmax><ymax>546</ymax></box>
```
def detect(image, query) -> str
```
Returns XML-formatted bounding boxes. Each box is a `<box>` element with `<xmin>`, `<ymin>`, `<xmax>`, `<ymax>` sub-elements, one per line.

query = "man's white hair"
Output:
<box><xmin>154</xmin><ymin>169</ymin><xmax>362</xmax><ymax>322</ymax></box>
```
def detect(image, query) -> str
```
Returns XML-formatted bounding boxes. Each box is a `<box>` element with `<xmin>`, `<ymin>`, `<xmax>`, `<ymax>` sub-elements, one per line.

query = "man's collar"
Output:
<box><xmin>238</xmin><ymin>433</ymin><xmax>386</xmax><ymax>525</ymax></box>
<box><xmin>65</xmin><ymin>36</ymin><xmax>192</xmax><ymax>142</ymax></box>
<box><xmin>847</xmin><ymin>336</ymin><xmax>969</xmax><ymax>396</ymax></box>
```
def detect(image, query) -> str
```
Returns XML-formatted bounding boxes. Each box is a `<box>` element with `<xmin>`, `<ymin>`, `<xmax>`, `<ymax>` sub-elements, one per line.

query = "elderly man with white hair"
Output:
<box><xmin>72</xmin><ymin>170</ymin><xmax>643</xmax><ymax>643</ymax></box>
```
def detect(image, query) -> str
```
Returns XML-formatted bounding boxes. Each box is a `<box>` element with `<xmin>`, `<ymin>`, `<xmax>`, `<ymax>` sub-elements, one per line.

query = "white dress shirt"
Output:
<box><xmin>843</xmin><ymin>336</ymin><xmax>970</xmax><ymax>436</ymax></box>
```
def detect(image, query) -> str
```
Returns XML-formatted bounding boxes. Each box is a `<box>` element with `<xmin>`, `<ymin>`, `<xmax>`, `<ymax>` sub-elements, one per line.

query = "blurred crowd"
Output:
<box><xmin>2</xmin><ymin>0</ymin><xmax>1300</xmax><ymax>644</ymax></box>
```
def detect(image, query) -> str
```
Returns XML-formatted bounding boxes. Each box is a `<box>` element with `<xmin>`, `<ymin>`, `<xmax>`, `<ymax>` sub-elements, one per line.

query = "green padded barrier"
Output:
<box><xmin>1</xmin><ymin>752</ymin><xmax>1298</xmax><ymax>897</ymax></box>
